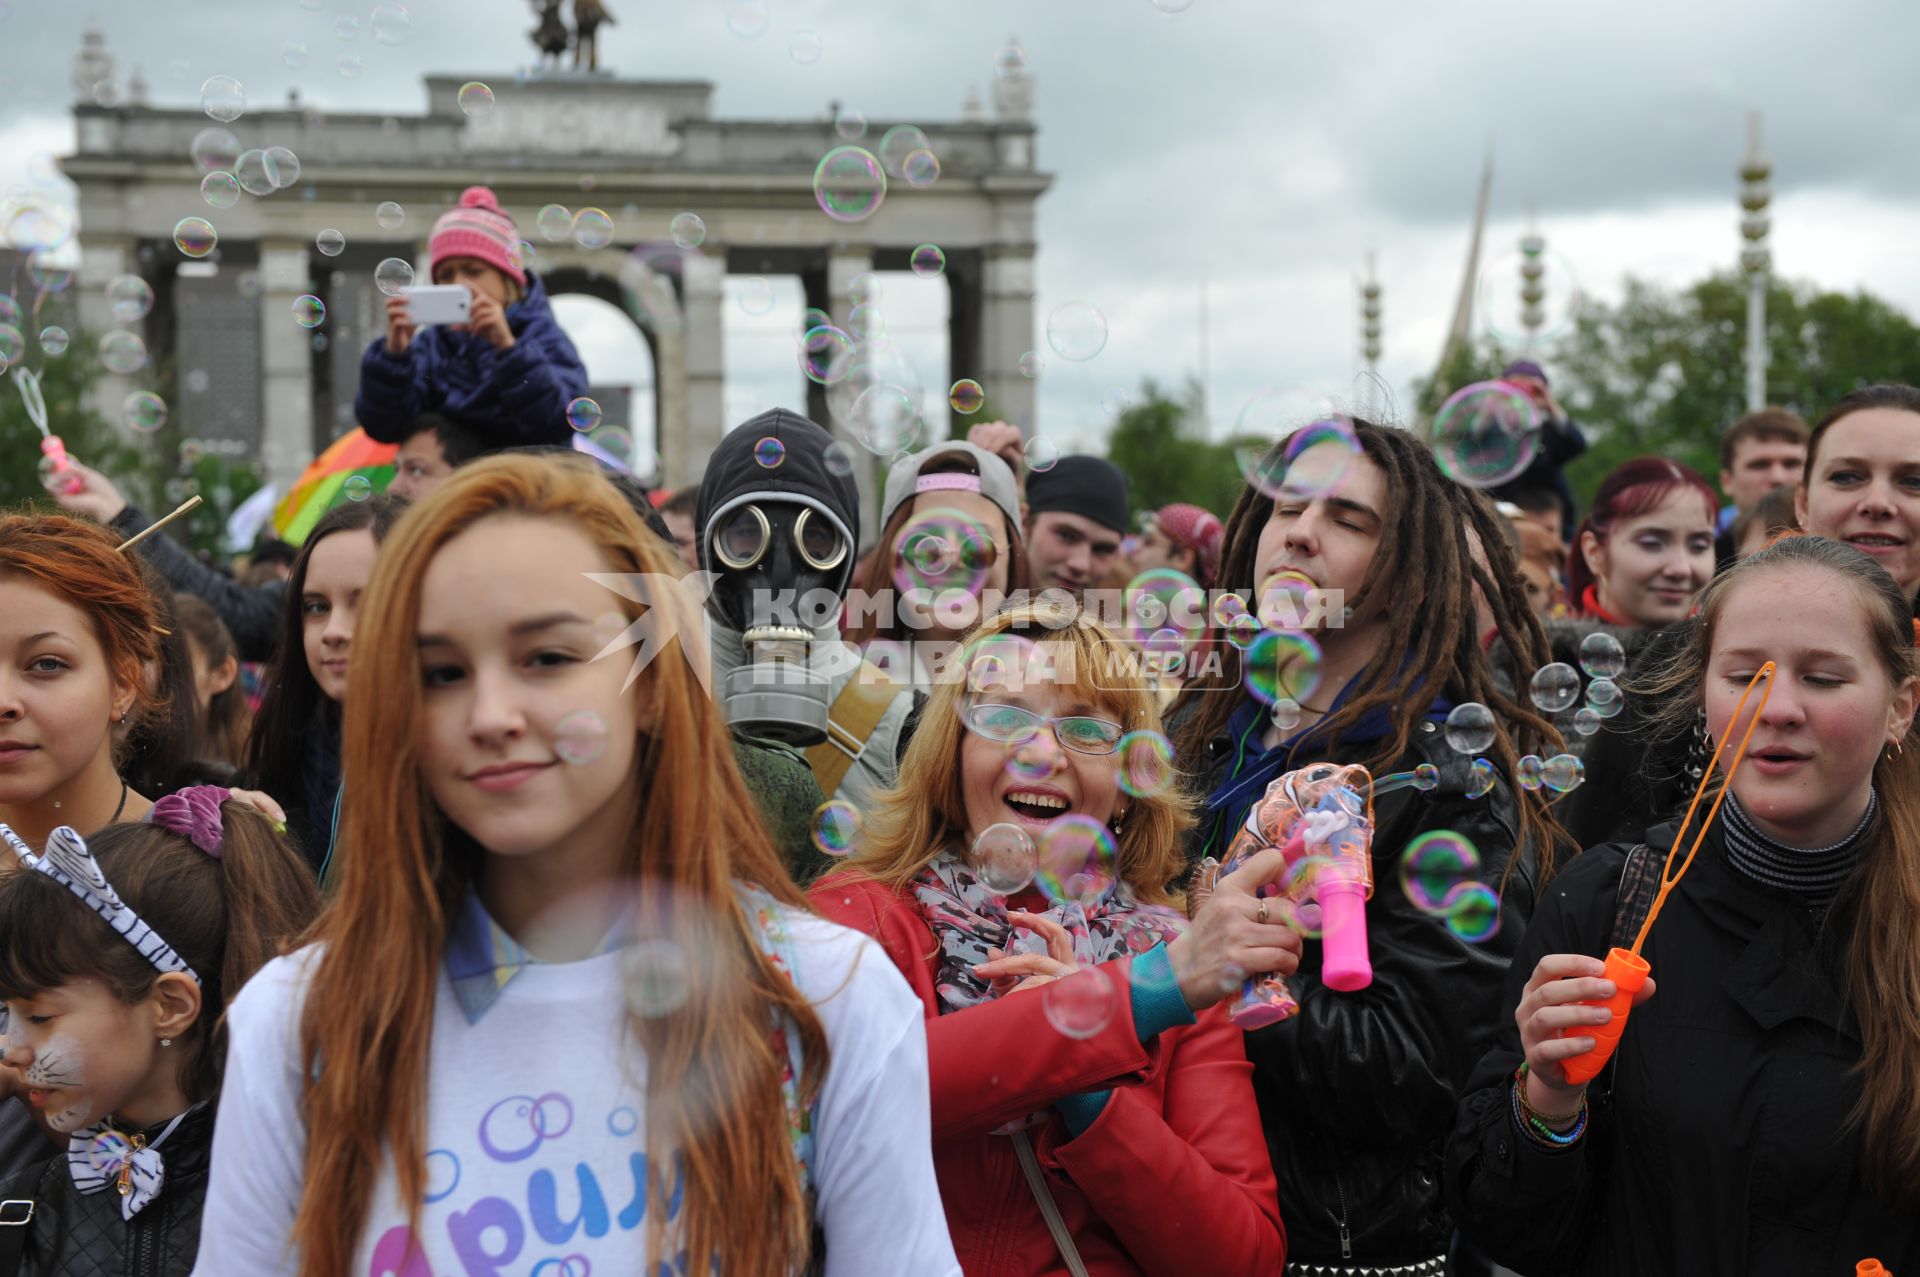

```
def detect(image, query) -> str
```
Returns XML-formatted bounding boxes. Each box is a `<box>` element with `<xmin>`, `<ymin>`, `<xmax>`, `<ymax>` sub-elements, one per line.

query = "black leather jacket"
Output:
<box><xmin>1178</xmin><ymin>706</ymin><xmax>1537</xmax><ymax>1266</ymax></box>
<box><xmin>0</xmin><ymin>1104</ymin><xmax>211</xmax><ymax>1277</ymax></box>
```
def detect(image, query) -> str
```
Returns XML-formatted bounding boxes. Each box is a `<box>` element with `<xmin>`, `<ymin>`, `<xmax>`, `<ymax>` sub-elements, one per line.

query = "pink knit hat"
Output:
<box><xmin>429</xmin><ymin>186</ymin><xmax>526</xmax><ymax>287</ymax></box>
<box><xmin>1153</xmin><ymin>502</ymin><xmax>1225</xmax><ymax>586</ymax></box>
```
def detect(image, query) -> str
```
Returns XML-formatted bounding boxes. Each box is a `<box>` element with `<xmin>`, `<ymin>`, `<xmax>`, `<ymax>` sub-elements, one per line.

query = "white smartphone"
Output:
<box><xmin>405</xmin><ymin>284</ymin><xmax>471</xmax><ymax>326</ymax></box>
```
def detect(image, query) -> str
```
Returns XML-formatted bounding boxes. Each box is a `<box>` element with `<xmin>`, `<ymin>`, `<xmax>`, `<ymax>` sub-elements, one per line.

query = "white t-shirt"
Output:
<box><xmin>192</xmin><ymin>907</ymin><xmax>958</xmax><ymax>1277</ymax></box>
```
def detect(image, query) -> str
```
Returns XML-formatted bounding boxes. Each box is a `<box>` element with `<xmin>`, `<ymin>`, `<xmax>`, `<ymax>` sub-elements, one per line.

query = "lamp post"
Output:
<box><xmin>1739</xmin><ymin>110</ymin><xmax>1773</xmax><ymax>412</ymax></box>
<box><xmin>1360</xmin><ymin>253</ymin><xmax>1382</xmax><ymax>417</ymax></box>
<box><xmin>1519</xmin><ymin>203</ymin><xmax>1546</xmax><ymax>350</ymax></box>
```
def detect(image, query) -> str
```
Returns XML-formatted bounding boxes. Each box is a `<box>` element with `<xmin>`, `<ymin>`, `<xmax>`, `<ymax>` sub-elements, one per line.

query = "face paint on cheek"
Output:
<box><xmin>44</xmin><ymin>1100</ymin><xmax>93</xmax><ymax>1134</ymax></box>
<box><xmin>22</xmin><ymin>1033</ymin><xmax>86</xmax><ymax>1090</ymax></box>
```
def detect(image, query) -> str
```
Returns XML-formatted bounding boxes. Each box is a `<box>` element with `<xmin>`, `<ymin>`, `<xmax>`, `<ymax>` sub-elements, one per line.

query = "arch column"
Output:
<box><xmin>258</xmin><ymin>243</ymin><xmax>317</xmax><ymax>492</ymax></box>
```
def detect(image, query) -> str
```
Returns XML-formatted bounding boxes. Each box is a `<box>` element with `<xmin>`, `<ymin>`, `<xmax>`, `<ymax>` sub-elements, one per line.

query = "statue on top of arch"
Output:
<box><xmin>528</xmin><ymin>0</ymin><xmax>616</xmax><ymax>73</ymax></box>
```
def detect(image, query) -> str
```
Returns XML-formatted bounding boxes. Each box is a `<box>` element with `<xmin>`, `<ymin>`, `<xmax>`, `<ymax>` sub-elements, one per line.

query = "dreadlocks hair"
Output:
<box><xmin>1169</xmin><ymin>418</ymin><xmax>1575</xmax><ymax>882</ymax></box>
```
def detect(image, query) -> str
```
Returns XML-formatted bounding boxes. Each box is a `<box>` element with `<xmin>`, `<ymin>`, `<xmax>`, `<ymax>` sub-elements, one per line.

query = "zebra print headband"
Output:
<box><xmin>0</xmin><ymin>824</ymin><xmax>201</xmax><ymax>985</ymax></box>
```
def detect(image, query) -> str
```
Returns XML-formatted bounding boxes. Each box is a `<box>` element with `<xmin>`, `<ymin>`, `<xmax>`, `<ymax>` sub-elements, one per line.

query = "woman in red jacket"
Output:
<box><xmin>812</xmin><ymin>599</ymin><xmax>1296</xmax><ymax>1276</ymax></box>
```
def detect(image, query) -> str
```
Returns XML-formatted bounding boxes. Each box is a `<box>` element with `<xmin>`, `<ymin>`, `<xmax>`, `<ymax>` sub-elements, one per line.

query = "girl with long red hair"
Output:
<box><xmin>195</xmin><ymin>454</ymin><xmax>957</xmax><ymax>1276</ymax></box>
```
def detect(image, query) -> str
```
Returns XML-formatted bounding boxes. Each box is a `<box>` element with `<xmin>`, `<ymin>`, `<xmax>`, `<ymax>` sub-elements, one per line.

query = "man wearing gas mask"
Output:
<box><xmin>696</xmin><ymin>409</ymin><xmax>918</xmax><ymax>814</ymax></box>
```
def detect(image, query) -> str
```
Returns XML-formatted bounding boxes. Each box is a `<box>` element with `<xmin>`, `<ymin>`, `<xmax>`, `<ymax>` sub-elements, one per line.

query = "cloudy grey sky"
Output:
<box><xmin>5</xmin><ymin>0</ymin><xmax>1919</xmax><ymax>468</ymax></box>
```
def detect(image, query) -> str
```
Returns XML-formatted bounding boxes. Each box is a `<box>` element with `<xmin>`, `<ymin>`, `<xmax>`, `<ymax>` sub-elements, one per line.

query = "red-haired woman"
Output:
<box><xmin>195</xmin><ymin>454</ymin><xmax>957</xmax><ymax>1277</ymax></box>
<box><xmin>1567</xmin><ymin>458</ymin><xmax>1718</xmax><ymax>630</ymax></box>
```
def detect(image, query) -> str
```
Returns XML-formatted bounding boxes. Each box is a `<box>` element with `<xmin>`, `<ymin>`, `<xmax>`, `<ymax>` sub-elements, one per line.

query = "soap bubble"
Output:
<box><xmin>343</xmin><ymin>474</ymin><xmax>373</xmax><ymax>501</ymax></box>
<box><xmin>789</xmin><ymin>30</ymin><xmax>823</xmax><ymax>64</ymax></box>
<box><xmin>100</xmin><ymin>330</ymin><xmax>148</xmax><ymax>375</ymax></box>
<box><xmin>573</xmin><ymin>208</ymin><xmax>615</xmax><ymax>250</ymax></box>
<box><xmin>1572</xmin><ymin>707</ymin><xmax>1602</xmax><ymax>736</ymax></box>
<box><xmin>1541</xmin><ymin>753</ymin><xmax>1586</xmax><ymax>794</ymax></box>
<box><xmin>1036</xmin><ymin>815</ymin><xmax>1117</xmax><ymax>908</ymax></box>
<box><xmin>1443</xmin><ymin>881</ymin><xmax>1502</xmax><ymax>942</ymax></box>
<box><xmin>910</xmin><ymin>244</ymin><xmax>946</xmax><ymax>278</ymax></box>
<box><xmin>315</xmin><ymin>228</ymin><xmax>346</xmax><ymax>257</ymax></box>
<box><xmin>373</xmin><ymin>257</ymin><xmax>414</xmax><ymax>296</ymax></box>
<box><xmin>1125</xmin><ymin>568</ymin><xmax>1205</xmax><ymax>652</ymax></box>
<box><xmin>375</xmin><ymin>201</ymin><xmax>406</xmax><ymax>230</ymax></box>
<box><xmin>190</xmin><ymin>127</ymin><xmax>240</xmax><ymax>173</ymax></box>
<box><xmin>199</xmin><ymin>172</ymin><xmax>241</xmax><ymax>208</ymax></box>
<box><xmin>813</xmin><ymin>147</ymin><xmax>887</xmax><ymax>223</ymax></box>
<box><xmin>1400</xmin><ymin>830</ymin><xmax>1481</xmax><ymax>914</ymax></box>
<box><xmin>107</xmin><ymin>275</ymin><xmax>153</xmax><ymax>322</ymax></box>
<box><xmin>1027</xmin><ymin>437</ymin><xmax>1061</xmax><ymax>472</ymax></box>
<box><xmin>973</xmin><ymin>823</ymin><xmax>1037</xmax><ymax>895</ymax></box>
<box><xmin>726</xmin><ymin>0</ymin><xmax>768</xmax><ymax>38</ymax></box>
<box><xmin>1444</xmin><ymin>702</ymin><xmax>1496</xmax><ymax>756</ymax></box>
<box><xmin>1516</xmin><ymin>754</ymin><xmax>1545</xmax><ymax>790</ymax></box>
<box><xmin>1243</xmin><ymin>629</ymin><xmax>1323</xmax><ymax>708</ymax></box>
<box><xmin>567</xmin><ymin>398</ymin><xmax>603</xmax><ymax>432</ymax></box>
<box><xmin>458</xmin><ymin>82</ymin><xmax>495</xmax><ymax>117</ymax></box>
<box><xmin>810</xmin><ymin>800</ymin><xmax>860</xmax><ymax>856</ymax></box>
<box><xmin>1043</xmin><ymin>972</ymin><xmax>1115</xmax><ymax>1040</ymax></box>
<box><xmin>1467</xmin><ymin>757</ymin><xmax>1498</xmax><ymax>798</ymax></box>
<box><xmin>173</xmin><ymin>218</ymin><xmax>217</xmax><ymax>259</ymax></box>
<box><xmin>333</xmin><ymin>13</ymin><xmax>361</xmax><ymax>39</ymax></box>
<box><xmin>282</xmin><ymin>41</ymin><xmax>309</xmax><ymax>67</ymax></box>
<box><xmin>822</xmin><ymin>441</ymin><xmax>856</xmax><ymax>479</ymax></box>
<box><xmin>903</xmin><ymin>149</ymin><xmax>941</xmax><ymax>188</ymax></box>
<box><xmin>621</xmin><ymin>938</ymin><xmax>691</xmax><ymax>1018</ymax></box>
<box><xmin>834</xmin><ymin>107</ymin><xmax>867</xmax><ymax>140</ymax></box>
<box><xmin>554</xmin><ymin>709</ymin><xmax>609</xmax><ymax>765</ymax></box>
<box><xmin>1585</xmin><ymin>677</ymin><xmax>1622</xmax><ymax>718</ymax></box>
<box><xmin>1431</xmin><ymin>380</ymin><xmax>1540</xmax><ymax>488</ymax></box>
<box><xmin>1528</xmin><ymin>663</ymin><xmax>1581</xmax><ymax>714</ymax></box>
<box><xmin>847</xmin><ymin>382</ymin><xmax>922</xmax><ymax>455</ymax></box>
<box><xmin>1579</xmin><ymin>632</ymin><xmax>1626</xmax><ymax>680</ymax></box>
<box><xmin>1228</xmin><ymin>613</ymin><xmax>1262</xmax><ymax>650</ymax></box>
<box><xmin>370</xmin><ymin>1</ymin><xmax>412</xmax><ymax>44</ymax></box>
<box><xmin>1046</xmin><ymin>302</ymin><xmax>1107</xmax><ymax>362</ymax></box>
<box><xmin>38</xmin><ymin>326</ymin><xmax>69</xmax><ymax>356</ymax></box>
<box><xmin>668</xmin><ymin>212</ymin><xmax>705</xmax><ymax>249</ymax></box>
<box><xmin>799</xmin><ymin>325</ymin><xmax>853</xmax><ymax>385</ymax></box>
<box><xmin>336</xmin><ymin>53</ymin><xmax>364</xmax><ymax>79</ymax></box>
<box><xmin>233</xmin><ymin>149</ymin><xmax>278</xmax><ymax>196</ymax></box>
<box><xmin>123</xmin><ymin>391</ymin><xmax>168</xmax><ymax>434</ymax></box>
<box><xmin>1019</xmin><ymin>350</ymin><xmax>1044</xmax><ymax>378</ymax></box>
<box><xmin>266</xmin><ymin>144</ymin><xmax>300</xmax><ymax>188</ymax></box>
<box><xmin>738</xmin><ymin>276</ymin><xmax>774</xmax><ymax>316</ymax></box>
<box><xmin>847</xmin><ymin>304</ymin><xmax>885</xmax><ymax>342</ymax></box>
<box><xmin>949</xmin><ymin>379</ymin><xmax>985</xmax><ymax>414</ymax></box>
<box><xmin>1210</xmin><ymin>593</ymin><xmax>1248</xmax><ymax>628</ymax></box>
<box><xmin>753</xmin><ymin>436</ymin><xmax>785</xmax><ymax>468</ymax></box>
<box><xmin>200</xmin><ymin>75</ymin><xmax>245</xmax><ymax>123</ymax></box>
<box><xmin>1117</xmin><ymin>731</ymin><xmax>1176</xmax><ymax>799</ymax></box>
<box><xmin>291</xmin><ymin>295</ymin><xmax>326</xmax><ymax>328</ymax></box>
<box><xmin>537</xmin><ymin>204</ymin><xmax>573</xmax><ymax>242</ymax></box>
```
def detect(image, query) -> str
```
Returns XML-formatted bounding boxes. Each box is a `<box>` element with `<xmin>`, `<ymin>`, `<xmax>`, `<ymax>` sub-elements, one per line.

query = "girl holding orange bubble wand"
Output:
<box><xmin>1448</xmin><ymin>535</ymin><xmax>1920</xmax><ymax>1275</ymax></box>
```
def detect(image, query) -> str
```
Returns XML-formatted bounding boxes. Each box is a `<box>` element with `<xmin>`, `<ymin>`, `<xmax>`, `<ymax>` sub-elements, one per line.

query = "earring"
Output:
<box><xmin>1112</xmin><ymin>807</ymin><xmax>1129</xmax><ymax>836</ymax></box>
<box><xmin>159</xmin><ymin>1038</ymin><xmax>172</xmax><ymax>1048</ymax></box>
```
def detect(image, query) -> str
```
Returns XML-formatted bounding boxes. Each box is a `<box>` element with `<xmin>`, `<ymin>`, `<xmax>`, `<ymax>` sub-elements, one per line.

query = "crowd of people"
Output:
<box><xmin>0</xmin><ymin>184</ymin><xmax>1915</xmax><ymax>1277</ymax></box>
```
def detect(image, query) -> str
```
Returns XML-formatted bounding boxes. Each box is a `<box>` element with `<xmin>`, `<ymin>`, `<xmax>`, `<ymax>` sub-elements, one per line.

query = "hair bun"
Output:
<box><xmin>458</xmin><ymin>185</ymin><xmax>501</xmax><ymax>213</ymax></box>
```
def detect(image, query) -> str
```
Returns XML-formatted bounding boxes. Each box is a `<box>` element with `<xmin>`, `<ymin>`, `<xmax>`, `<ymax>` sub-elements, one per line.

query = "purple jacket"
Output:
<box><xmin>353</xmin><ymin>274</ymin><xmax>589</xmax><ymax>447</ymax></box>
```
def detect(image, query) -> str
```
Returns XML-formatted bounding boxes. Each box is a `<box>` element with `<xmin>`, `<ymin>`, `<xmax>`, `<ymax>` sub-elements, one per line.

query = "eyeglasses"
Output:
<box><xmin>963</xmin><ymin>702</ymin><xmax>1124</xmax><ymax>755</ymax></box>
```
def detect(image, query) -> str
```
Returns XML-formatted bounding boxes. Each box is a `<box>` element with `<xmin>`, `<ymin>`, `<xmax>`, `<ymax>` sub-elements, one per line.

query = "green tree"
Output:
<box><xmin>0</xmin><ymin>335</ymin><xmax>145</xmax><ymax>512</ymax></box>
<box><xmin>1105</xmin><ymin>377</ymin><xmax>1246</xmax><ymax>520</ymax></box>
<box><xmin>1555</xmin><ymin>273</ymin><xmax>1920</xmax><ymax>499</ymax></box>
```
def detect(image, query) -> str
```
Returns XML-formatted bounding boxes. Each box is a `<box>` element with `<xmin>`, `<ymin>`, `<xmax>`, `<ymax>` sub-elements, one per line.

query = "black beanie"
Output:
<box><xmin>1025</xmin><ymin>455</ymin><xmax>1130</xmax><ymax>535</ymax></box>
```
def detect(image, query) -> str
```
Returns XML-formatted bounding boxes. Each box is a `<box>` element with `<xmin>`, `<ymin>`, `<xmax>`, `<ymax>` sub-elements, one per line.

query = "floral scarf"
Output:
<box><xmin>909</xmin><ymin>851</ymin><xmax>1189</xmax><ymax>1015</ymax></box>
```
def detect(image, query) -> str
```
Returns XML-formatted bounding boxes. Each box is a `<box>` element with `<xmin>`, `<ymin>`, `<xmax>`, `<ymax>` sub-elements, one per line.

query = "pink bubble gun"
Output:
<box><xmin>1200</xmin><ymin>763</ymin><xmax>1376</xmax><ymax>1029</ymax></box>
<box><xmin>39</xmin><ymin>434</ymin><xmax>84</xmax><ymax>496</ymax></box>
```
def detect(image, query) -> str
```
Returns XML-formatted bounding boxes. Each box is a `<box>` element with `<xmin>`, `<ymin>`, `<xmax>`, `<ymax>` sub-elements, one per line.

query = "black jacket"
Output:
<box><xmin>1446</xmin><ymin>824</ymin><xmax>1920</xmax><ymax>1276</ymax></box>
<box><xmin>0</xmin><ymin>1104</ymin><xmax>211</xmax><ymax>1277</ymax></box>
<box><xmin>107</xmin><ymin>507</ymin><xmax>285</xmax><ymax>665</ymax></box>
<box><xmin>1179</xmin><ymin>703</ymin><xmax>1537</xmax><ymax>1265</ymax></box>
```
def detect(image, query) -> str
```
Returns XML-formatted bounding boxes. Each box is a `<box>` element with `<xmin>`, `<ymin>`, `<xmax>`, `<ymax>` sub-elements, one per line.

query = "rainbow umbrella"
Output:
<box><xmin>272</xmin><ymin>428</ymin><xmax>397</xmax><ymax>545</ymax></box>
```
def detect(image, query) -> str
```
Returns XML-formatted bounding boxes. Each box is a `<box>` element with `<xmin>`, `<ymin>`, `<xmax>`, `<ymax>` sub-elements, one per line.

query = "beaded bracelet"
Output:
<box><xmin>1511</xmin><ymin>1063</ymin><xmax>1588</xmax><ymax>1147</ymax></box>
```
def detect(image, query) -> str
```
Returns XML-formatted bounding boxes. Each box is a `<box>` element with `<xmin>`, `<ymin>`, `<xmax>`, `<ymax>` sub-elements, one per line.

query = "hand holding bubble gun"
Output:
<box><xmin>1196</xmin><ymin>763</ymin><xmax>1376</xmax><ymax>1029</ymax></box>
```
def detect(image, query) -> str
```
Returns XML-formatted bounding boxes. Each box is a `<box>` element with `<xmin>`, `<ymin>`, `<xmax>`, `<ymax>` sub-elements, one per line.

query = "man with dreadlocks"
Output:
<box><xmin>1168</xmin><ymin>417</ymin><xmax>1570</xmax><ymax>1276</ymax></box>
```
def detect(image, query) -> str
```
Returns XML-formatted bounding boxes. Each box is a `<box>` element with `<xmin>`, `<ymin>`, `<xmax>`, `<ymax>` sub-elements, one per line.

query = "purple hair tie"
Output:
<box><xmin>146</xmin><ymin>786</ymin><xmax>228</xmax><ymax>859</ymax></box>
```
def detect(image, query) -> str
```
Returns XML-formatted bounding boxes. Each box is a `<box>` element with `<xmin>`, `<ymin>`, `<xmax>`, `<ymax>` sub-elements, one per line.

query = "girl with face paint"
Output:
<box><xmin>0</xmin><ymin>791</ymin><xmax>320</xmax><ymax>1275</ymax></box>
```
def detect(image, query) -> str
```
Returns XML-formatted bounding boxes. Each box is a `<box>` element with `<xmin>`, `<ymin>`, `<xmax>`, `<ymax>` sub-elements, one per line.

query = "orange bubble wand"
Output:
<box><xmin>1558</xmin><ymin>661</ymin><xmax>1776</xmax><ymax>1086</ymax></box>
